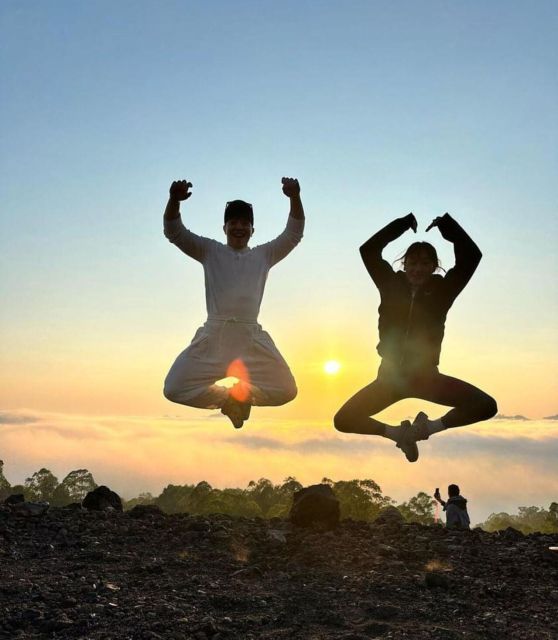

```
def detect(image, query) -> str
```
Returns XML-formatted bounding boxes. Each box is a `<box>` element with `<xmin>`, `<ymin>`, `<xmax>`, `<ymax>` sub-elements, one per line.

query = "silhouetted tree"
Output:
<box><xmin>480</xmin><ymin>505</ymin><xmax>558</xmax><ymax>534</ymax></box>
<box><xmin>516</xmin><ymin>506</ymin><xmax>555</xmax><ymax>534</ymax></box>
<box><xmin>398</xmin><ymin>491</ymin><xmax>436</xmax><ymax>525</ymax></box>
<box><xmin>155</xmin><ymin>484</ymin><xmax>195</xmax><ymax>514</ymax></box>
<box><xmin>548</xmin><ymin>502</ymin><xmax>558</xmax><ymax>527</ymax></box>
<box><xmin>61</xmin><ymin>469</ymin><xmax>97</xmax><ymax>501</ymax></box>
<box><xmin>279</xmin><ymin>476</ymin><xmax>303</xmax><ymax>495</ymax></box>
<box><xmin>153</xmin><ymin>478</ymin><xmax>302</xmax><ymax>517</ymax></box>
<box><xmin>49</xmin><ymin>469</ymin><xmax>97</xmax><ymax>506</ymax></box>
<box><xmin>124</xmin><ymin>492</ymin><xmax>155</xmax><ymax>510</ymax></box>
<box><xmin>326</xmin><ymin>478</ymin><xmax>393</xmax><ymax>521</ymax></box>
<box><xmin>50</xmin><ymin>484</ymin><xmax>72</xmax><ymax>507</ymax></box>
<box><xmin>247</xmin><ymin>478</ymin><xmax>276</xmax><ymax>515</ymax></box>
<box><xmin>480</xmin><ymin>512</ymin><xmax>516</xmax><ymax>532</ymax></box>
<box><xmin>0</xmin><ymin>460</ymin><xmax>9</xmax><ymax>489</ymax></box>
<box><xmin>25</xmin><ymin>468</ymin><xmax>59</xmax><ymax>502</ymax></box>
<box><xmin>189</xmin><ymin>481</ymin><xmax>213</xmax><ymax>512</ymax></box>
<box><xmin>0</xmin><ymin>460</ymin><xmax>11</xmax><ymax>500</ymax></box>
<box><xmin>203</xmin><ymin>488</ymin><xmax>262</xmax><ymax>518</ymax></box>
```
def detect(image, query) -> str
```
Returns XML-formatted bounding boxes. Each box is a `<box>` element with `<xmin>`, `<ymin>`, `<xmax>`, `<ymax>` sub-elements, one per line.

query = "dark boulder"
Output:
<box><xmin>128</xmin><ymin>504</ymin><xmax>164</xmax><ymax>518</ymax></box>
<box><xmin>289</xmin><ymin>483</ymin><xmax>340</xmax><ymax>529</ymax></box>
<box><xmin>82</xmin><ymin>486</ymin><xmax>122</xmax><ymax>512</ymax></box>
<box><xmin>10</xmin><ymin>501</ymin><xmax>49</xmax><ymax>517</ymax></box>
<box><xmin>500</xmin><ymin>526</ymin><xmax>524</xmax><ymax>540</ymax></box>
<box><xmin>61</xmin><ymin>502</ymin><xmax>83</xmax><ymax>511</ymax></box>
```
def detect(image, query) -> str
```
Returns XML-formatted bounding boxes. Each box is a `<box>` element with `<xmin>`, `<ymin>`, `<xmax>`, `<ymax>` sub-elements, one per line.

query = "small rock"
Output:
<box><xmin>425</xmin><ymin>572</ymin><xmax>451</xmax><ymax>589</ymax></box>
<box><xmin>267</xmin><ymin>529</ymin><xmax>287</xmax><ymax>544</ymax></box>
<box><xmin>377</xmin><ymin>543</ymin><xmax>397</xmax><ymax>556</ymax></box>
<box><xmin>231</xmin><ymin>565</ymin><xmax>263</xmax><ymax>578</ymax></box>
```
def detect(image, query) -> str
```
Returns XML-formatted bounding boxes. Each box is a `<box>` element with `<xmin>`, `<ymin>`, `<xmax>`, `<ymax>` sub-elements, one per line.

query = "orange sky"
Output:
<box><xmin>1</xmin><ymin>319</ymin><xmax>555</xmax><ymax>420</ymax></box>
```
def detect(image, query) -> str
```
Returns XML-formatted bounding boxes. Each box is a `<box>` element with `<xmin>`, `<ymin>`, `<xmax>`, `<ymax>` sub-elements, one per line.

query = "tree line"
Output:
<box><xmin>1</xmin><ymin>460</ymin><xmax>556</xmax><ymax>533</ymax></box>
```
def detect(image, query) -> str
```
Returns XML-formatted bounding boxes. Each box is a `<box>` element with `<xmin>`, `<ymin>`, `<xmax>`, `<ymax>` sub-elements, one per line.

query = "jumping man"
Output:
<box><xmin>163</xmin><ymin>178</ymin><xmax>304</xmax><ymax>429</ymax></box>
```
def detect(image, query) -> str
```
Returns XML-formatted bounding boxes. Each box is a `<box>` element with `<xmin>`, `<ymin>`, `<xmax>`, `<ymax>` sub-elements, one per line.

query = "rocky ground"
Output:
<box><xmin>1</xmin><ymin>504</ymin><xmax>557</xmax><ymax>640</ymax></box>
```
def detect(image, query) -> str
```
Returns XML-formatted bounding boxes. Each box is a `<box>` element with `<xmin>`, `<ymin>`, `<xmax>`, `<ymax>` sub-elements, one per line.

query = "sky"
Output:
<box><xmin>1</xmin><ymin>1</ymin><xmax>557</xmax><ymax>521</ymax></box>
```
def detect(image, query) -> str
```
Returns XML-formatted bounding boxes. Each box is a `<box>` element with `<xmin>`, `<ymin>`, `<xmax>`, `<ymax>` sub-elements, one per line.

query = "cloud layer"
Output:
<box><xmin>1</xmin><ymin>408</ymin><xmax>557</xmax><ymax>523</ymax></box>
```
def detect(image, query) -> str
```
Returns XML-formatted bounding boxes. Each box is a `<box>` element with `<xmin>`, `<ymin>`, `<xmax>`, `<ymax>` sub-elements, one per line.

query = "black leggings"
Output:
<box><xmin>334</xmin><ymin>363</ymin><xmax>497</xmax><ymax>435</ymax></box>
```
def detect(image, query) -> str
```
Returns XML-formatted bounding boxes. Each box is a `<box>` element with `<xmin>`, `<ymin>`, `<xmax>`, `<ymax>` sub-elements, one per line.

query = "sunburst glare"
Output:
<box><xmin>324</xmin><ymin>360</ymin><xmax>341</xmax><ymax>375</ymax></box>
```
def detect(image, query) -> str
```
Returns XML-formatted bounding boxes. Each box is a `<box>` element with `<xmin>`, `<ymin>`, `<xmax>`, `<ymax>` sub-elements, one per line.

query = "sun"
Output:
<box><xmin>324</xmin><ymin>360</ymin><xmax>341</xmax><ymax>375</ymax></box>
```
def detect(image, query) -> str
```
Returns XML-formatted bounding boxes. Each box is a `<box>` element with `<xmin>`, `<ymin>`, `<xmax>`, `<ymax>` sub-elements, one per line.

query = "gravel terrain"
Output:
<box><xmin>1</xmin><ymin>504</ymin><xmax>557</xmax><ymax>639</ymax></box>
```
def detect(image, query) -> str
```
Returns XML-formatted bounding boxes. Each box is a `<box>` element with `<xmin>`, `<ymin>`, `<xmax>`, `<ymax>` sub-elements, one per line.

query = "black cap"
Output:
<box><xmin>224</xmin><ymin>200</ymin><xmax>253</xmax><ymax>225</ymax></box>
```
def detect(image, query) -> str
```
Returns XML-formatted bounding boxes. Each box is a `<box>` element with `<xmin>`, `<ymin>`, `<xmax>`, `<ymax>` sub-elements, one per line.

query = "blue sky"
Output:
<box><xmin>3</xmin><ymin>1</ymin><xmax>557</xmax><ymax>408</ymax></box>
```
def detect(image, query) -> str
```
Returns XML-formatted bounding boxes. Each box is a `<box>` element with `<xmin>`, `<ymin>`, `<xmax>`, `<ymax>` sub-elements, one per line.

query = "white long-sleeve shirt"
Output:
<box><xmin>164</xmin><ymin>215</ymin><xmax>304</xmax><ymax>322</ymax></box>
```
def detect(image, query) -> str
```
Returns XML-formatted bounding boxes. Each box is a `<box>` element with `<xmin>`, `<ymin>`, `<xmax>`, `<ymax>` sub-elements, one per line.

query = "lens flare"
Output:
<box><xmin>214</xmin><ymin>377</ymin><xmax>239</xmax><ymax>389</ymax></box>
<box><xmin>226</xmin><ymin>358</ymin><xmax>251</xmax><ymax>402</ymax></box>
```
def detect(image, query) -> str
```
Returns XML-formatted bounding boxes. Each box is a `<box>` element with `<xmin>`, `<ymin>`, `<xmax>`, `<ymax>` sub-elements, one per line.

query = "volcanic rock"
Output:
<box><xmin>0</xmin><ymin>507</ymin><xmax>556</xmax><ymax>639</ymax></box>
<box><xmin>8</xmin><ymin>501</ymin><xmax>49</xmax><ymax>517</ymax></box>
<box><xmin>128</xmin><ymin>504</ymin><xmax>164</xmax><ymax>519</ymax></box>
<box><xmin>289</xmin><ymin>483</ymin><xmax>340</xmax><ymax>529</ymax></box>
<box><xmin>82</xmin><ymin>485</ymin><xmax>123</xmax><ymax>511</ymax></box>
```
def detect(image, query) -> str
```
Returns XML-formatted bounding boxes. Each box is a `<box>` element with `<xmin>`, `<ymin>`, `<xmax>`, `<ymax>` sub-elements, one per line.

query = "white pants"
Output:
<box><xmin>164</xmin><ymin>320</ymin><xmax>297</xmax><ymax>409</ymax></box>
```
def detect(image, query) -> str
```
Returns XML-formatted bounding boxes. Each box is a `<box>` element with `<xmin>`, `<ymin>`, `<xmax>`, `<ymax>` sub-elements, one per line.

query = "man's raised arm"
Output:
<box><xmin>163</xmin><ymin>179</ymin><xmax>208</xmax><ymax>263</ymax></box>
<box><xmin>265</xmin><ymin>177</ymin><xmax>305</xmax><ymax>267</ymax></box>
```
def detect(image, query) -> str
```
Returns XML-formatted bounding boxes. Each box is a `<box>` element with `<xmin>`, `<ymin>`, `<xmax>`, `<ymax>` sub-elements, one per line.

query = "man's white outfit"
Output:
<box><xmin>163</xmin><ymin>215</ymin><xmax>304</xmax><ymax>409</ymax></box>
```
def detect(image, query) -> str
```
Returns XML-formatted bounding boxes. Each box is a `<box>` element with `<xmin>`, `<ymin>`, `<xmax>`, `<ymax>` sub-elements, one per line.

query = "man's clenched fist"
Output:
<box><xmin>169</xmin><ymin>180</ymin><xmax>193</xmax><ymax>202</ymax></box>
<box><xmin>281</xmin><ymin>177</ymin><xmax>300</xmax><ymax>198</ymax></box>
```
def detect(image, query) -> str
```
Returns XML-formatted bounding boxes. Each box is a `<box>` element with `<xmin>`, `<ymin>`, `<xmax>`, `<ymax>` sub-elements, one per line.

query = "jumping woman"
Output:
<box><xmin>334</xmin><ymin>212</ymin><xmax>497</xmax><ymax>462</ymax></box>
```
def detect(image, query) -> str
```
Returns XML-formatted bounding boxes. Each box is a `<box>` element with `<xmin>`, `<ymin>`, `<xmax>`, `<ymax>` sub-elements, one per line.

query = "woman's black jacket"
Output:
<box><xmin>360</xmin><ymin>213</ymin><xmax>482</xmax><ymax>370</ymax></box>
